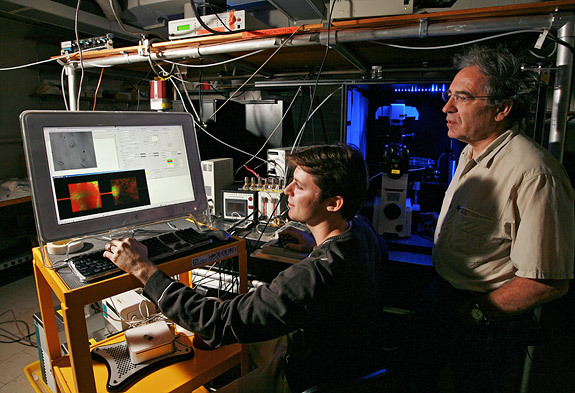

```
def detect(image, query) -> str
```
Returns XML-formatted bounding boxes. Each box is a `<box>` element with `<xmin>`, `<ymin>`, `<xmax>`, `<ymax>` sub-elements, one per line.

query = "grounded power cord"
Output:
<box><xmin>188</xmin><ymin>0</ymin><xmax>237</xmax><ymax>36</ymax></box>
<box><xmin>0</xmin><ymin>310</ymin><xmax>37</xmax><ymax>348</ymax></box>
<box><xmin>292</xmin><ymin>0</ymin><xmax>337</xmax><ymax>151</ymax></box>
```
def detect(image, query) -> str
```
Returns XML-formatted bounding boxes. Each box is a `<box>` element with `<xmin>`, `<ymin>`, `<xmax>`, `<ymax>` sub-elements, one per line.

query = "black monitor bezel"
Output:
<box><xmin>20</xmin><ymin>110</ymin><xmax>208</xmax><ymax>242</ymax></box>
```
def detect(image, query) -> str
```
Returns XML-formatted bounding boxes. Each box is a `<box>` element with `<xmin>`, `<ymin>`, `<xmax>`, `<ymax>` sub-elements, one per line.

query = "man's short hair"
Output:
<box><xmin>453</xmin><ymin>45</ymin><xmax>539</xmax><ymax>123</ymax></box>
<box><xmin>286</xmin><ymin>144</ymin><xmax>368</xmax><ymax>221</ymax></box>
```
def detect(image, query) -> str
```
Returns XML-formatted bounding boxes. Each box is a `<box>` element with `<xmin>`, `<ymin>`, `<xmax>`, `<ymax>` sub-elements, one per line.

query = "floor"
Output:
<box><xmin>0</xmin><ymin>273</ymin><xmax>44</xmax><ymax>393</ymax></box>
<box><xmin>0</xmin><ymin>271</ymin><xmax>235</xmax><ymax>393</ymax></box>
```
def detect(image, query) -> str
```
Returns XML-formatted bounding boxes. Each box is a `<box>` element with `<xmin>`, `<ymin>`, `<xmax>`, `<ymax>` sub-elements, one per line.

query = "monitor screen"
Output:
<box><xmin>20</xmin><ymin>111</ymin><xmax>208</xmax><ymax>242</ymax></box>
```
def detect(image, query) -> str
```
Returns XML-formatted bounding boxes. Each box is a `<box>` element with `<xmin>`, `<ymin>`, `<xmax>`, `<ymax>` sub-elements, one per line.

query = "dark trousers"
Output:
<box><xmin>397</xmin><ymin>276</ymin><xmax>532</xmax><ymax>393</ymax></box>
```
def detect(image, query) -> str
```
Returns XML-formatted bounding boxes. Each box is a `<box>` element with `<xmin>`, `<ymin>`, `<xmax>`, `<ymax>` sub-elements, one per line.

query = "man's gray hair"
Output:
<box><xmin>453</xmin><ymin>45</ymin><xmax>539</xmax><ymax>123</ymax></box>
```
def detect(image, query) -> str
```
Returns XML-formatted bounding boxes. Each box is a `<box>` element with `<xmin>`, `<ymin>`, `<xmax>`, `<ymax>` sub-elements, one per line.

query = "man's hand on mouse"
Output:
<box><xmin>279</xmin><ymin>227</ymin><xmax>316</xmax><ymax>253</ymax></box>
<box><xmin>103</xmin><ymin>238</ymin><xmax>158</xmax><ymax>285</ymax></box>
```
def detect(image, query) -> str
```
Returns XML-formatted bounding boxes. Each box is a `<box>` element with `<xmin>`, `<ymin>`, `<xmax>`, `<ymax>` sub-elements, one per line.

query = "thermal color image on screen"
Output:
<box><xmin>111</xmin><ymin>177</ymin><xmax>140</xmax><ymax>206</ymax></box>
<box><xmin>68</xmin><ymin>181</ymin><xmax>102</xmax><ymax>212</ymax></box>
<box><xmin>54</xmin><ymin>170</ymin><xmax>151</xmax><ymax>222</ymax></box>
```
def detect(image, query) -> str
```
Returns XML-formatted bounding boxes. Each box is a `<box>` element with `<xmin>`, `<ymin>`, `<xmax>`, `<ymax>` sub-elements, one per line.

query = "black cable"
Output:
<box><xmin>547</xmin><ymin>34</ymin><xmax>575</xmax><ymax>54</ymax></box>
<box><xmin>313</xmin><ymin>88</ymin><xmax>329</xmax><ymax>144</ymax></box>
<box><xmin>217</xmin><ymin>258</ymin><xmax>238</xmax><ymax>298</ymax></box>
<box><xmin>295</xmin><ymin>83</ymin><xmax>309</xmax><ymax>138</ymax></box>
<box><xmin>136</xmin><ymin>70</ymin><xmax>153</xmax><ymax>110</ymax></box>
<box><xmin>202</xmin><ymin>2</ymin><xmax>234</xmax><ymax>33</ymax></box>
<box><xmin>247</xmin><ymin>191</ymin><xmax>287</xmax><ymax>255</ymax></box>
<box><xmin>73</xmin><ymin>0</ymin><xmax>85</xmax><ymax>111</ymax></box>
<box><xmin>199</xmin><ymin>65</ymin><xmax>204</xmax><ymax>120</ymax></box>
<box><xmin>226</xmin><ymin>210</ymin><xmax>256</xmax><ymax>233</ymax></box>
<box><xmin>0</xmin><ymin>333</ymin><xmax>37</xmax><ymax>347</ymax></box>
<box><xmin>309</xmin><ymin>86</ymin><xmax>317</xmax><ymax>144</ymax></box>
<box><xmin>0</xmin><ymin>321</ymin><xmax>37</xmax><ymax>347</ymax></box>
<box><xmin>123</xmin><ymin>75</ymin><xmax>152</xmax><ymax>98</ymax></box>
<box><xmin>189</xmin><ymin>1</ymin><xmax>237</xmax><ymax>36</ymax></box>
<box><xmin>298</xmin><ymin>0</ymin><xmax>337</xmax><ymax>145</ymax></box>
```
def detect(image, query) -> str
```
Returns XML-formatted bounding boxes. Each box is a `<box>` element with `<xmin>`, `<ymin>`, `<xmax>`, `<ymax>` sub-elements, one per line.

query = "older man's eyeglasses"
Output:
<box><xmin>442</xmin><ymin>90</ymin><xmax>496</xmax><ymax>103</ymax></box>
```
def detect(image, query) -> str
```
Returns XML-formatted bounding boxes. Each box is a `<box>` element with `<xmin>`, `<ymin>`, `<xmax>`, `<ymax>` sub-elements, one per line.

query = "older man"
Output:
<box><xmin>405</xmin><ymin>45</ymin><xmax>574</xmax><ymax>393</ymax></box>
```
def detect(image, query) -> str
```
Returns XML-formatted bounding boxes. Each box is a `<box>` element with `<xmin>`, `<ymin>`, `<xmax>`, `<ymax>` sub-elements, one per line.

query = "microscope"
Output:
<box><xmin>373</xmin><ymin>102</ymin><xmax>418</xmax><ymax>238</ymax></box>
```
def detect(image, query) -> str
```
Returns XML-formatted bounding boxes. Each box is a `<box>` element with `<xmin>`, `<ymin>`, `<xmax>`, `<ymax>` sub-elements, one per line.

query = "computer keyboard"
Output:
<box><xmin>67</xmin><ymin>227</ymin><xmax>215</xmax><ymax>283</ymax></box>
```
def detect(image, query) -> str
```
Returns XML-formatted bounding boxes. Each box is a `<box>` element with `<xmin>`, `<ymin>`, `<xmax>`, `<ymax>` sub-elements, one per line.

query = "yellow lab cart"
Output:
<box><xmin>27</xmin><ymin>237</ymin><xmax>248</xmax><ymax>393</ymax></box>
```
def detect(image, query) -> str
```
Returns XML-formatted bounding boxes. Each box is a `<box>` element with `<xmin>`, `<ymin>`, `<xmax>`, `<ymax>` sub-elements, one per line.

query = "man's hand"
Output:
<box><xmin>103</xmin><ymin>238</ymin><xmax>158</xmax><ymax>285</ymax></box>
<box><xmin>279</xmin><ymin>226</ymin><xmax>316</xmax><ymax>253</ymax></box>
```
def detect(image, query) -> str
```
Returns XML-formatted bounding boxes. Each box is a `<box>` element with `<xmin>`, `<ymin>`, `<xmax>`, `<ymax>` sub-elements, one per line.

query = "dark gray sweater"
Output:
<box><xmin>143</xmin><ymin>215</ymin><xmax>389</xmax><ymax>391</ymax></box>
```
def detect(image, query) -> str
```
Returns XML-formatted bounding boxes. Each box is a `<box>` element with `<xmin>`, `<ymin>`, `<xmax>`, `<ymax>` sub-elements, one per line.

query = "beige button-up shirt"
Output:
<box><xmin>433</xmin><ymin>128</ymin><xmax>574</xmax><ymax>293</ymax></box>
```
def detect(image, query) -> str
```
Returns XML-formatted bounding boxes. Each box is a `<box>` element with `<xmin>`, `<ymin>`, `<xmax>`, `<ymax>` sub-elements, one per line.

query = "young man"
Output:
<box><xmin>104</xmin><ymin>144</ymin><xmax>389</xmax><ymax>392</ymax></box>
<box><xmin>404</xmin><ymin>45</ymin><xmax>574</xmax><ymax>393</ymax></box>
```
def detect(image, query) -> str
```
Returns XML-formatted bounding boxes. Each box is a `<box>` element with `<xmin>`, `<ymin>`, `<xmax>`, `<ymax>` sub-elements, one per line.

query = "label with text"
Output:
<box><xmin>192</xmin><ymin>246</ymin><xmax>238</xmax><ymax>267</ymax></box>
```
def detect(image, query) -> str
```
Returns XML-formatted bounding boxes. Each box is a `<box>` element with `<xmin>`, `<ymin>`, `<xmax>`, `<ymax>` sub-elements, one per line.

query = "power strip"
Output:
<box><xmin>60</xmin><ymin>33</ymin><xmax>114</xmax><ymax>55</ymax></box>
<box><xmin>1</xmin><ymin>251</ymin><xmax>32</xmax><ymax>271</ymax></box>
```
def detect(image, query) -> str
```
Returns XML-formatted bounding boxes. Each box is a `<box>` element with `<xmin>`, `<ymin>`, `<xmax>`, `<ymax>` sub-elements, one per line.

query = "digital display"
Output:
<box><xmin>20</xmin><ymin>111</ymin><xmax>208</xmax><ymax>242</ymax></box>
<box><xmin>225</xmin><ymin>199</ymin><xmax>247</xmax><ymax>217</ymax></box>
<box><xmin>44</xmin><ymin>124</ymin><xmax>194</xmax><ymax>226</ymax></box>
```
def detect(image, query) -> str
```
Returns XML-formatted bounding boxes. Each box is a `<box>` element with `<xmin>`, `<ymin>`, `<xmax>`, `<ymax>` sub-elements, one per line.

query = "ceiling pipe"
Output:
<box><xmin>318</xmin><ymin>14</ymin><xmax>563</xmax><ymax>45</ymax></box>
<box><xmin>548</xmin><ymin>19</ymin><xmax>574</xmax><ymax>163</ymax></box>
<box><xmin>68</xmin><ymin>12</ymin><xmax>573</xmax><ymax>71</ymax></box>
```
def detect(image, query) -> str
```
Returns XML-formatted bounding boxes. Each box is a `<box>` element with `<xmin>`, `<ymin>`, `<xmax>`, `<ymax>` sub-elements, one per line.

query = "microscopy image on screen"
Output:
<box><xmin>68</xmin><ymin>181</ymin><xmax>102</xmax><ymax>212</ymax></box>
<box><xmin>49</xmin><ymin>131</ymin><xmax>97</xmax><ymax>171</ymax></box>
<box><xmin>111</xmin><ymin>177</ymin><xmax>140</xmax><ymax>205</ymax></box>
<box><xmin>54</xmin><ymin>169</ymin><xmax>151</xmax><ymax>221</ymax></box>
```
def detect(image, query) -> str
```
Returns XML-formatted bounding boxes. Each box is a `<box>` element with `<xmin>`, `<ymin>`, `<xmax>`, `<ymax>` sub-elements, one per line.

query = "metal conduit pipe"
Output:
<box><xmin>68</xmin><ymin>13</ymin><xmax>572</xmax><ymax>71</ymax></box>
<box><xmin>65</xmin><ymin>64</ymin><xmax>79</xmax><ymax>111</ymax></box>
<box><xmin>319</xmin><ymin>14</ymin><xmax>558</xmax><ymax>45</ymax></box>
<box><xmin>548</xmin><ymin>20</ymin><xmax>574</xmax><ymax>163</ymax></box>
<box><xmin>80</xmin><ymin>46</ymin><xmax>201</xmax><ymax>68</ymax></box>
<box><xmin>73</xmin><ymin>37</ymin><xmax>284</xmax><ymax>69</ymax></box>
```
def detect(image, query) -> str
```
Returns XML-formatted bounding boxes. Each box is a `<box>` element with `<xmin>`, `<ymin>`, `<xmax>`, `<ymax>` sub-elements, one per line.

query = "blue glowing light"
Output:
<box><xmin>394</xmin><ymin>84</ymin><xmax>447</xmax><ymax>93</ymax></box>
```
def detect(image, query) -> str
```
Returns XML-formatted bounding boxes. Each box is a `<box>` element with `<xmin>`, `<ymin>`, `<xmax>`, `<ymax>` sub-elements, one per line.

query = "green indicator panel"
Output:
<box><xmin>177</xmin><ymin>24</ymin><xmax>191</xmax><ymax>31</ymax></box>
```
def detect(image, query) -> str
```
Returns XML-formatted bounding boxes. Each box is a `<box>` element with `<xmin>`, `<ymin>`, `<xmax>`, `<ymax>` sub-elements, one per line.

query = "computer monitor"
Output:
<box><xmin>20</xmin><ymin>110</ymin><xmax>208</xmax><ymax>243</ymax></box>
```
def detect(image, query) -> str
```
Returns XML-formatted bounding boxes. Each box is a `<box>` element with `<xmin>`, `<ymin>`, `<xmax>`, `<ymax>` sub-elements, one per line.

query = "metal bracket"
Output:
<box><xmin>332</xmin><ymin>43</ymin><xmax>369</xmax><ymax>74</ymax></box>
<box><xmin>535</xmin><ymin>29</ymin><xmax>549</xmax><ymax>50</ymax></box>
<box><xmin>121</xmin><ymin>51</ymin><xmax>131</xmax><ymax>64</ymax></box>
<box><xmin>419</xmin><ymin>18</ymin><xmax>429</xmax><ymax>38</ymax></box>
<box><xmin>549</xmin><ymin>11</ymin><xmax>575</xmax><ymax>29</ymax></box>
<box><xmin>138</xmin><ymin>37</ymin><xmax>150</xmax><ymax>57</ymax></box>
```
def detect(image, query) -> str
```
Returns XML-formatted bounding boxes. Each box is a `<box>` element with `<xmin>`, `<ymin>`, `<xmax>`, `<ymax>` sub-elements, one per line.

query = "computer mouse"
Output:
<box><xmin>208</xmin><ymin>229</ymin><xmax>231</xmax><ymax>241</ymax></box>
